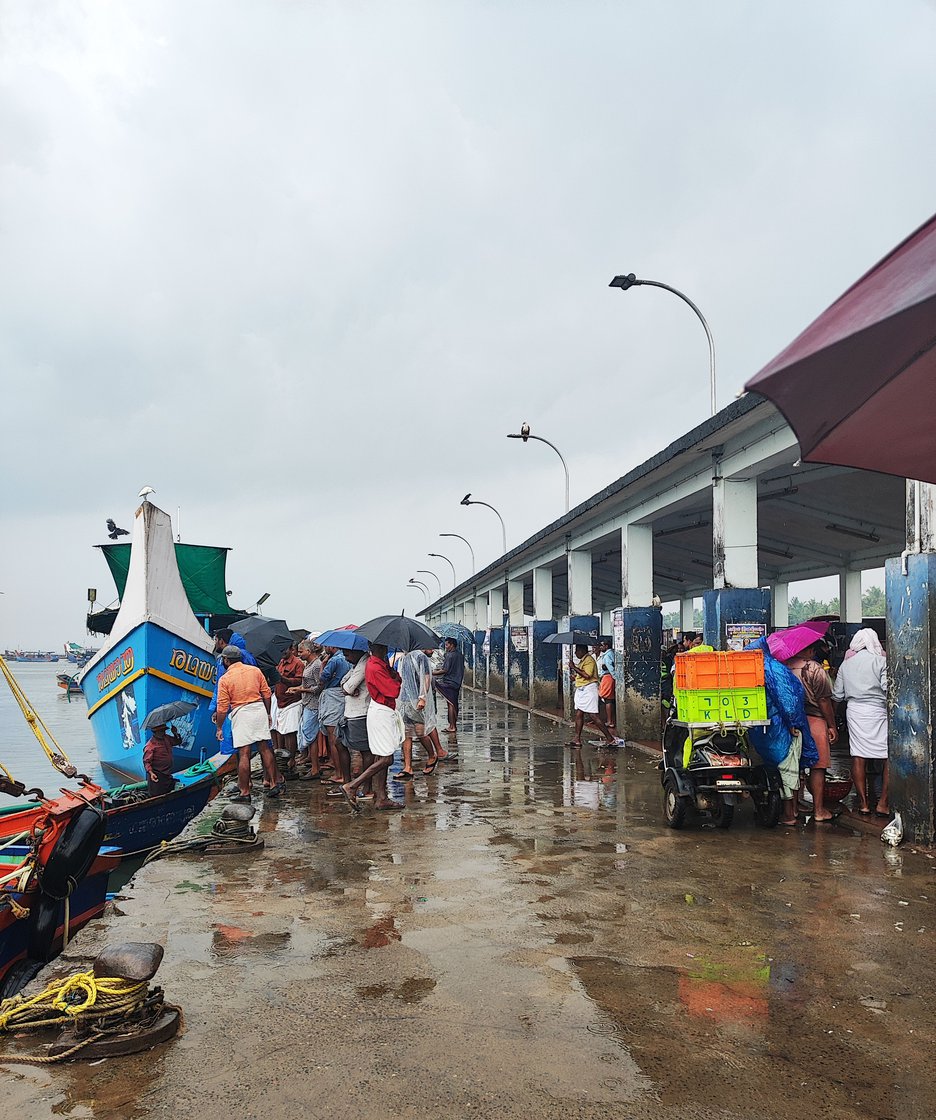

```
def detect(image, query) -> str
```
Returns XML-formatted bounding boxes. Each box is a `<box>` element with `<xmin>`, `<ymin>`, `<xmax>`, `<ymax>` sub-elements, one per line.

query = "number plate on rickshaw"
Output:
<box><xmin>716</xmin><ymin>779</ymin><xmax>743</xmax><ymax>788</ymax></box>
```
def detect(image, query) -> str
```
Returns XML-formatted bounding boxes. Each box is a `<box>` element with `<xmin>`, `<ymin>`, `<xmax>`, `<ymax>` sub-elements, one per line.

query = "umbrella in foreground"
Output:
<box><xmin>745</xmin><ymin>212</ymin><xmax>936</xmax><ymax>484</ymax></box>
<box><xmin>543</xmin><ymin>630</ymin><xmax>600</xmax><ymax>645</ymax></box>
<box><xmin>356</xmin><ymin>614</ymin><xmax>440</xmax><ymax>652</ymax></box>
<box><xmin>766</xmin><ymin>620</ymin><xmax>830</xmax><ymax>662</ymax></box>
<box><xmin>232</xmin><ymin>616</ymin><xmax>294</xmax><ymax>674</ymax></box>
<box><xmin>316</xmin><ymin>628</ymin><xmax>369</xmax><ymax>652</ymax></box>
<box><xmin>142</xmin><ymin>700</ymin><xmax>196</xmax><ymax>730</ymax></box>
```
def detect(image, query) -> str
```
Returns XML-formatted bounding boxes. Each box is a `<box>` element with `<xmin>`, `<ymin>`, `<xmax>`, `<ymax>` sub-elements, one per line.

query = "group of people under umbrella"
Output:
<box><xmin>207</xmin><ymin>613</ymin><xmax>466</xmax><ymax>811</ymax></box>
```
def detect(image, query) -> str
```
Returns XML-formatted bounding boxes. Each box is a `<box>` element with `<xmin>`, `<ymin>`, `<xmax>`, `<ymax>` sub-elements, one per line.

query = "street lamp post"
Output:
<box><xmin>416</xmin><ymin>569</ymin><xmax>443</xmax><ymax>599</ymax></box>
<box><xmin>507</xmin><ymin>422</ymin><xmax>570</xmax><ymax>513</ymax></box>
<box><xmin>460</xmin><ymin>493</ymin><xmax>507</xmax><ymax>555</ymax></box>
<box><xmin>407</xmin><ymin>579</ymin><xmax>430</xmax><ymax>607</ymax></box>
<box><xmin>609</xmin><ymin>273</ymin><xmax>717</xmax><ymax>416</ymax></box>
<box><xmin>428</xmin><ymin>552</ymin><xmax>457</xmax><ymax>588</ymax></box>
<box><xmin>440</xmin><ymin>532</ymin><xmax>475</xmax><ymax>575</ymax></box>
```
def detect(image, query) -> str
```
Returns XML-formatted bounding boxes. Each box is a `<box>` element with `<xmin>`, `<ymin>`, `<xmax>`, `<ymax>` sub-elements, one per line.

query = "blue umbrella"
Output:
<box><xmin>317</xmin><ymin>628</ymin><xmax>369</xmax><ymax>652</ymax></box>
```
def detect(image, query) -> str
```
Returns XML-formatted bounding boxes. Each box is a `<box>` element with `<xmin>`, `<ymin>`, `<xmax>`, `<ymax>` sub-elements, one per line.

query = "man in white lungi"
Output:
<box><xmin>215</xmin><ymin>645</ymin><xmax>284</xmax><ymax>803</ymax></box>
<box><xmin>569</xmin><ymin>644</ymin><xmax>618</xmax><ymax>749</ymax></box>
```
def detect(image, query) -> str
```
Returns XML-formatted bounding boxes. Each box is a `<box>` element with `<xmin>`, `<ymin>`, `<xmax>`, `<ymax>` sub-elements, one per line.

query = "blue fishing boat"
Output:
<box><xmin>78</xmin><ymin>498</ymin><xmax>221</xmax><ymax>781</ymax></box>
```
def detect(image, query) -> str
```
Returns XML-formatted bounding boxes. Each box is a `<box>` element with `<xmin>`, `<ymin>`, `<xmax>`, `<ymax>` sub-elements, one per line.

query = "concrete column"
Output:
<box><xmin>454</xmin><ymin>603</ymin><xmax>465</xmax><ymax>625</ymax></box>
<box><xmin>839</xmin><ymin>570</ymin><xmax>863</xmax><ymax>624</ymax></box>
<box><xmin>529</xmin><ymin>620</ymin><xmax>559</xmax><ymax>710</ymax></box>
<box><xmin>601</xmin><ymin>610</ymin><xmax>613</xmax><ymax>635</ymax></box>
<box><xmin>617</xmin><ymin>606</ymin><xmax>663</xmax><ymax>741</ymax></box>
<box><xmin>474</xmin><ymin>631</ymin><xmax>487</xmax><ymax>691</ymax></box>
<box><xmin>772</xmin><ymin>583</ymin><xmax>789</xmax><ymax>629</ymax></box>
<box><xmin>886</xmin><ymin>551</ymin><xmax>936</xmax><ymax>843</ymax></box>
<box><xmin>487</xmin><ymin>624</ymin><xmax>505</xmax><ymax>696</ymax></box>
<box><xmin>532</xmin><ymin>566</ymin><xmax>553</xmax><ymax>620</ymax></box>
<box><xmin>474</xmin><ymin>593</ymin><xmax>488</xmax><ymax>631</ymax></box>
<box><xmin>713</xmin><ymin>476</ymin><xmax>758</xmax><ymax>589</ymax></box>
<box><xmin>506</xmin><ymin>618</ymin><xmax>529</xmax><ymax>701</ymax></box>
<box><xmin>567</xmin><ymin>550</ymin><xmax>593</xmax><ymax>617</ymax></box>
<box><xmin>506</xmin><ymin>579</ymin><xmax>524</xmax><ymax>626</ymax></box>
<box><xmin>488</xmin><ymin>587</ymin><xmax>503</xmax><ymax>630</ymax></box>
<box><xmin>680</xmin><ymin>597</ymin><xmax>695</xmax><ymax>633</ymax></box>
<box><xmin>463</xmin><ymin>599</ymin><xmax>476</xmax><ymax>632</ymax></box>
<box><xmin>622</xmin><ymin>523</ymin><xmax>653</xmax><ymax>606</ymax></box>
<box><xmin>703</xmin><ymin>588</ymin><xmax>770</xmax><ymax>650</ymax></box>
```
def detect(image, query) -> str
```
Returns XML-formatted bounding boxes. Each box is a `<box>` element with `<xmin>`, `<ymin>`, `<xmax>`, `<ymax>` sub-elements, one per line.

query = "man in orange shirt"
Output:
<box><xmin>215</xmin><ymin>645</ymin><xmax>283</xmax><ymax>802</ymax></box>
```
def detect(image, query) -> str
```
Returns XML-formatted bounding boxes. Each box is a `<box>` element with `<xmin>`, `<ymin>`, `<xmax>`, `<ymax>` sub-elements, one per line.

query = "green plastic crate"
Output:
<box><xmin>674</xmin><ymin>686</ymin><xmax>767</xmax><ymax>724</ymax></box>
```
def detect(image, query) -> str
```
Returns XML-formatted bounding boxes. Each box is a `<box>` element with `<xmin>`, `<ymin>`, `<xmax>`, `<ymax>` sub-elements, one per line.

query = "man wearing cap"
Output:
<box><xmin>209</xmin><ymin>628</ymin><xmax>257</xmax><ymax>755</ymax></box>
<box><xmin>214</xmin><ymin>645</ymin><xmax>283</xmax><ymax>802</ymax></box>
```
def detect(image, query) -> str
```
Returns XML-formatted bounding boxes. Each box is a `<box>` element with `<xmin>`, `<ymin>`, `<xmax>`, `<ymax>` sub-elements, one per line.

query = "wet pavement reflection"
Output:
<box><xmin>7</xmin><ymin>691</ymin><xmax>936</xmax><ymax>1119</ymax></box>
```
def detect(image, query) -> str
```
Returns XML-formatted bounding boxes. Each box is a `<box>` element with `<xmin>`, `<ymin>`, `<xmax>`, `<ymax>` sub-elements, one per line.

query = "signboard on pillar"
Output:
<box><xmin>725</xmin><ymin>622</ymin><xmax>766</xmax><ymax>651</ymax></box>
<box><xmin>510</xmin><ymin>626</ymin><xmax>529</xmax><ymax>652</ymax></box>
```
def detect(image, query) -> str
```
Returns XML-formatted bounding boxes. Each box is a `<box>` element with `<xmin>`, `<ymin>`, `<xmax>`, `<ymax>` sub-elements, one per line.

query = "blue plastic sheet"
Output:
<box><xmin>745</xmin><ymin>637</ymin><xmax>819</xmax><ymax>768</ymax></box>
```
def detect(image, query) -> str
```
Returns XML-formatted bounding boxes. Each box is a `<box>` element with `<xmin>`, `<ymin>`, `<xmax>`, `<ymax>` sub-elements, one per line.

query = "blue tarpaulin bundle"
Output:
<box><xmin>745</xmin><ymin>637</ymin><xmax>819</xmax><ymax>768</ymax></box>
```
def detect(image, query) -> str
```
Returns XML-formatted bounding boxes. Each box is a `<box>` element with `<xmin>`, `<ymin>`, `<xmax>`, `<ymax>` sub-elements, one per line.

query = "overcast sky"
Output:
<box><xmin>1</xmin><ymin>1</ymin><xmax>934</xmax><ymax>646</ymax></box>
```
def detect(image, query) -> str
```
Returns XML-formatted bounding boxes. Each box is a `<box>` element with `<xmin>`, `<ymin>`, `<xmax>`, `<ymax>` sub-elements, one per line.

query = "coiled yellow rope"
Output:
<box><xmin>0</xmin><ymin>970</ymin><xmax>148</xmax><ymax>1032</ymax></box>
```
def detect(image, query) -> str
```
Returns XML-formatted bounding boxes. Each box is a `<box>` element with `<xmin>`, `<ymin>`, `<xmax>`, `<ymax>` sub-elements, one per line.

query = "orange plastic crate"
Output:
<box><xmin>674</xmin><ymin>649</ymin><xmax>764</xmax><ymax>691</ymax></box>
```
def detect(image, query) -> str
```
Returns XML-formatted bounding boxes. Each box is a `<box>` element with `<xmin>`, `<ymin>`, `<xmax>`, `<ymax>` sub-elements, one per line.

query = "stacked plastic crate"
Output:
<box><xmin>673</xmin><ymin>650</ymin><xmax>767</xmax><ymax>724</ymax></box>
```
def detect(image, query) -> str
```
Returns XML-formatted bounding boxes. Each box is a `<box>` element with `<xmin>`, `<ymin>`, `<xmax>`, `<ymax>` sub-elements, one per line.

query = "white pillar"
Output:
<box><xmin>840</xmin><ymin>570</ymin><xmax>863</xmax><ymax>625</ymax></box>
<box><xmin>474</xmin><ymin>593</ymin><xmax>488</xmax><ymax>630</ymax></box>
<box><xmin>772</xmin><ymin>583</ymin><xmax>789</xmax><ymax>628</ymax></box>
<box><xmin>567</xmin><ymin>550</ymin><xmax>592</xmax><ymax>617</ymax></box>
<box><xmin>506</xmin><ymin>579</ymin><xmax>524</xmax><ymax>626</ymax></box>
<box><xmin>463</xmin><ymin>599</ymin><xmax>477</xmax><ymax>631</ymax></box>
<box><xmin>622</xmin><ymin>523</ymin><xmax>653</xmax><ymax>606</ymax></box>
<box><xmin>454</xmin><ymin>603</ymin><xmax>465</xmax><ymax>625</ymax></box>
<box><xmin>532</xmin><ymin>566</ymin><xmax>553</xmax><ymax>620</ymax></box>
<box><xmin>906</xmin><ymin>479</ymin><xmax>936</xmax><ymax>552</ymax></box>
<box><xmin>601</xmin><ymin>610</ymin><xmax>613</xmax><ymax>634</ymax></box>
<box><xmin>680</xmin><ymin>597</ymin><xmax>695</xmax><ymax>632</ymax></box>
<box><xmin>488</xmin><ymin>587</ymin><xmax>504</xmax><ymax>629</ymax></box>
<box><xmin>713</xmin><ymin>476</ymin><xmax>758</xmax><ymax>588</ymax></box>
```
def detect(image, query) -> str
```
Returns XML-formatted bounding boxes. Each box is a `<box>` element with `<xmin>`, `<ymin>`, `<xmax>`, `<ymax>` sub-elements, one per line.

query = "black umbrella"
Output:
<box><xmin>543</xmin><ymin>630</ymin><xmax>599</xmax><ymax>645</ymax></box>
<box><xmin>356</xmin><ymin>614</ymin><xmax>440</xmax><ymax>652</ymax></box>
<box><xmin>142</xmin><ymin>700</ymin><xmax>197</xmax><ymax>730</ymax></box>
<box><xmin>232</xmin><ymin>616</ymin><xmax>295</xmax><ymax>679</ymax></box>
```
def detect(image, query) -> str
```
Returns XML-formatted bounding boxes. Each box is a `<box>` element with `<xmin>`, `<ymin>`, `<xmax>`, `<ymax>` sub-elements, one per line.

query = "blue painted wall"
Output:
<box><xmin>619</xmin><ymin>606</ymin><xmax>663</xmax><ymax>741</ymax></box>
<box><xmin>703</xmin><ymin>588</ymin><xmax>770</xmax><ymax>650</ymax></box>
<box><xmin>506</xmin><ymin>623</ymin><xmax>530</xmax><ymax>700</ymax></box>
<box><xmin>530</xmin><ymin>620</ymin><xmax>559</xmax><ymax>710</ymax></box>
<box><xmin>886</xmin><ymin>553</ymin><xmax>936</xmax><ymax>844</ymax></box>
<box><xmin>487</xmin><ymin>625</ymin><xmax>506</xmax><ymax>696</ymax></box>
<box><xmin>473</xmin><ymin>631</ymin><xmax>487</xmax><ymax>691</ymax></box>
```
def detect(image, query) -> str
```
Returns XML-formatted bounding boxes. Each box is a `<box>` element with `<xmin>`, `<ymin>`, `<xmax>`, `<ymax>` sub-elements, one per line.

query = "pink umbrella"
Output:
<box><xmin>766</xmin><ymin>620</ymin><xmax>830</xmax><ymax>662</ymax></box>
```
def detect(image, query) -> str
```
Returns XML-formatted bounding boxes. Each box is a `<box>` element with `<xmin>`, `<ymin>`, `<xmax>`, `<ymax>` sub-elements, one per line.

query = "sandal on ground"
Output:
<box><xmin>375</xmin><ymin>801</ymin><xmax>404</xmax><ymax>811</ymax></box>
<box><xmin>267</xmin><ymin>780</ymin><xmax>286</xmax><ymax>798</ymax></box>
<box><xmin>423</xmin><ymin>760</ymin><xmax>438</xmax><ymax>775</ymax></box>
<box><xmin>396</xmin><ymin>770</ymin><xmax>415</xmax><ymax>780</ymax></box>
<box><xmin>231</xmin><ymin>793</ymin><xmax>252</xmax><ymax>804</ymax></box>
<box><xmin>340</xmin><ymin>785</ymin><xmax>361</xmax><ymax>813</ymax></box>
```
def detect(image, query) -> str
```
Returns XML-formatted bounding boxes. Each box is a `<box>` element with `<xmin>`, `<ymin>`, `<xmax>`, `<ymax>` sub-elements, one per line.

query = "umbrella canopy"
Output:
<box><xmin>316</xmin><ymin>628</ymin><xmax>369</xmax><ymax>652</ymax></box>
<box><xmin>232</xmin><ymin>616</ymin><xmax>295</xmax><ymax>676</ymax></box>
<box><xmin>436</xmin><ymin>623</ymin><xmax>475</xmax><ymax>643</ymax></box>
<box><xmin>356</xmin><ymin>614</ymin><xmax>440</xmax><ymax>652</ymax></box>
<box><xmin>745</xmin><ymin>213</ymin><xmax>936</xmax><ymax>484</ymax></box>
<box><xmin>543</xmin><ymin>630</ymin><xmax>600</xmax><ymax>645</ymax></box>
<box><xmin>142</xmin><ymin>700</ymin><xmax>197</xmax><ymax>730</ymax></box>
<box><xmin>766</xmin><ymin>620</ymin><xmax>830</xmax><ymax>662</ymax></box>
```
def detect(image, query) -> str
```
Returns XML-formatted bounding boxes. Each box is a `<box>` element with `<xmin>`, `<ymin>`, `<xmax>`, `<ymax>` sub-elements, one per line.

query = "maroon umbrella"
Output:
<box><xmin>745</xmin><ymin>213</ymin><xmax>936</xmax><ymax>484</ymax></box>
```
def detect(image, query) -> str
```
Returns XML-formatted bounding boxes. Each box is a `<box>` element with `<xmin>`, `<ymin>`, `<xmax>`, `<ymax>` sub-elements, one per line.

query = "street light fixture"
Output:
<box><xmin>416</xmin><ymin>569</ymin><xmax>443</xmax><ymax>598</ymax></box>
<box><xmin>440</xmin><ymin>532</ymin><xmax>476</xmax><ymax>575</ymax></box>
<box><xmin>609</xmin><ymin>273</ymin><xmax>717</xmax><ymax>416</ymax></box>
<box><xmin>407</xmin><ymin>579</ymin><xmax>429</xmax><ymax>606</ymax></box>
<box><xmin>255</xmin><ymin>592</ymin><xmax>271</xmax><ymax>612</ymax></box>
<box><xmin>507</xmin><ymin>422</ymin><xmax>570</xmax><ymax>513</ymax></box>
<box><xmin>428</xmin><ymin>552</ymin><xmax>457</xmax><ymax>587</ymax></box>
<box><xmin>460</xmin><ymin>493</ymin><xmax>507</xmax><ymax>555</ymax></box>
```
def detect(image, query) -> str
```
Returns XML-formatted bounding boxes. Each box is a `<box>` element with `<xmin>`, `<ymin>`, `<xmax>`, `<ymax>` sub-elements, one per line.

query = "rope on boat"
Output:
<box><xmin>0</xmin><ymin>653</ymin><xmax>77</xmax><ymax>779</ymax></box>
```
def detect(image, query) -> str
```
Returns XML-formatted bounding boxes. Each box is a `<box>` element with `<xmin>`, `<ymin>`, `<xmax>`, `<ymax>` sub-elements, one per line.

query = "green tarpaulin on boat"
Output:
<box><xmin>99</xmin><ymin>543</ymin><xmax>231</xmax><ymax>616</ymax></box>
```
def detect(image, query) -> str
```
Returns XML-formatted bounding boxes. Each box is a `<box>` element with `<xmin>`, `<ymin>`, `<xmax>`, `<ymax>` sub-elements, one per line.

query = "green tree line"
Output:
<box><xmin>663</xmin><ymin>586</ymin><xmax>886</xmax><ymax>630</ymax></box>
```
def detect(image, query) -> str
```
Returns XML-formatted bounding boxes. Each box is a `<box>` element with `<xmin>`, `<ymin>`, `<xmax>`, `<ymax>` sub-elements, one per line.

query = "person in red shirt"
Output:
<box><xmin>341</xmin><ymin>644</ymin><xmax>403</xmax><ymax>812</ymax></box>
<box><xmin>143</xmin><ymin>722</ymin><xmax>181</xmax><ymax>797</ymax></box>
<box><xmin>271</xmin><ymin>643</ymin><xmax>305</xmax><ymax>772</ymax></box>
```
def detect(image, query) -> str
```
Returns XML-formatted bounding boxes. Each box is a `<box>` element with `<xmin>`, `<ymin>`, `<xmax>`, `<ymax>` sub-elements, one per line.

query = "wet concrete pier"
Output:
<box><xmin>7</xmin><ymin>693</ymin><xmax>936</xmax><ymax>1120</ymax></box>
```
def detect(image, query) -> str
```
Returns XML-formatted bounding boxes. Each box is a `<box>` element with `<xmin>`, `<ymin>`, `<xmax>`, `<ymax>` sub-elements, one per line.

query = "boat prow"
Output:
<box><xmin>79</xmin><ymin>500</ymin><xmax>219</xmax><ymax>780</ymax></box>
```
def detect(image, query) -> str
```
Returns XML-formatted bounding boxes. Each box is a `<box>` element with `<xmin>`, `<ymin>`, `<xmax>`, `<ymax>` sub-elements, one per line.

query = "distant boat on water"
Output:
<box><xmin>78</xmin><ymin>499</ymin><xmax>225</xmax><ymax>781</ymax></box>
<box><xmin>56</xmin><ymin>672</ymin><xmax>83</xmax><ymax>696</ymax></box>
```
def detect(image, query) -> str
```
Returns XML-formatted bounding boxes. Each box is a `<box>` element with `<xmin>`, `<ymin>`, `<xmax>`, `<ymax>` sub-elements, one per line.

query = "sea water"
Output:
<box><xmin>0</xmin><ymin>661</ymin><xmax>105</xmax><ymax>793</ymax></box>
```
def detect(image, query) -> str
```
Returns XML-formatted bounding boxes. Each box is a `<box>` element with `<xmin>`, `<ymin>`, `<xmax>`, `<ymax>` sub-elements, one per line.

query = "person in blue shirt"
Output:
<box><xmin>318</xmin><ymin>647</ymin><xmax>351</xmax><ymax>785</ymax></box>
<box><xmin>209</xmin><ymin>628</ymin><xmax>256</xmax><ymax>754</ymax></box>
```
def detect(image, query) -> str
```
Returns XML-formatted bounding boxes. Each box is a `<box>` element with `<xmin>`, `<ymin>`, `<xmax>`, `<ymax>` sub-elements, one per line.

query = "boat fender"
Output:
<box><xmin>38</xmin><ymin>805</ymin><xmax>107</xmax><ymax>900</ymax></box>
<box><xmin>26</xmin><ymin>894</ymin><xmax>60</xmax><ymax>962</ymax></box>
